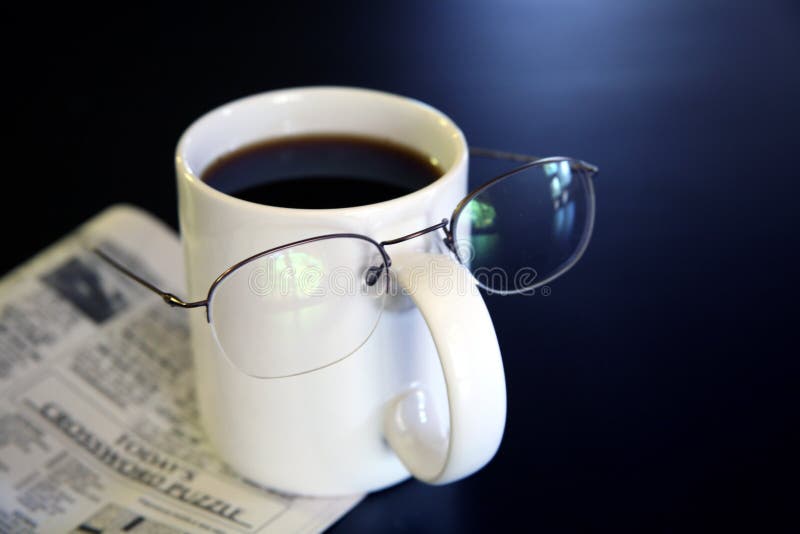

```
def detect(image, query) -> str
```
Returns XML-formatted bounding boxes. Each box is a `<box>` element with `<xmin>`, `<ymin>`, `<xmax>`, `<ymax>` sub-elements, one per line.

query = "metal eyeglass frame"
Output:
<box><xmin>94</xmin><ymin>147</ymin><xmax>598</xmax><ymax>320</ymax></box>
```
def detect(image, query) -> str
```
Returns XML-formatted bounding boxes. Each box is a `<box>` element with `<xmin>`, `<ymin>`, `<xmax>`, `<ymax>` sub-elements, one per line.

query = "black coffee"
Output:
<box><xmin>201</xmin><ymin>134</ymin><xmax>444</xmax><ymax>209</ymax></box>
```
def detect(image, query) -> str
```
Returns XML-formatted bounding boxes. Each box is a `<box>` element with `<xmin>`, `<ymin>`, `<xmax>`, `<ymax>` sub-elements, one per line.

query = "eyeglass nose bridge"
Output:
<box><xmin>362</xmin><ymin>219</ymin><xmax>452</xmax><ymax>288</ymax></box>
<box><xmin>378</xmin><ymin>219</ymin><xmax>450</xmax><ymax>251</ymax></box>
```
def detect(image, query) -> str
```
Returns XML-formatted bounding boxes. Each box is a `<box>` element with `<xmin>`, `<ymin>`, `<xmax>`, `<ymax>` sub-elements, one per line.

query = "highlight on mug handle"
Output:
<box><xmin>383</xmin><ymin>252</ymin><xmax>507</xmax><ymax>484</ymax></box>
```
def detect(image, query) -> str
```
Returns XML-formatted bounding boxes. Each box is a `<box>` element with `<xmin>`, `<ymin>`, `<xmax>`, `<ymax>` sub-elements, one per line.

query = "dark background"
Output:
<box><xmin>7</xmin><ymin>1</ymin><xmax>800</xmax><ymax>531</ymax></box>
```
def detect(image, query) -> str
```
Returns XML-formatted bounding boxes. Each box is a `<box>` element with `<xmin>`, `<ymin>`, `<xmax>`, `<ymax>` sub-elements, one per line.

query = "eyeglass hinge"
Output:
<box><xmin>162</xmin><ymin>293</ymin><xmax>208</xmax><ymax>309</ymax></box>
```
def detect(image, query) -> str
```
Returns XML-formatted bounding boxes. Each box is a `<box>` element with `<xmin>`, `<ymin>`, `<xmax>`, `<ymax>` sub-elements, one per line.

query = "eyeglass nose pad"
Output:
<box><xmin>442</xmin><ymin>235</ymin><xmax>455</xmax><ymax>252</ymax></box>
<box><xmin>365</xmin><ymin>264</ymin><xmax>385</xmax><ymax>287</ymax></box>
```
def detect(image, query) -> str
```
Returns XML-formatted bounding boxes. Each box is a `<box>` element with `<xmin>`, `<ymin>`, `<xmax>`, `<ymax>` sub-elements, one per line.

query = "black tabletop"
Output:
<box><xmin>7</xmin><ymin>1</ymin><xmax>800</xmax><ymax>531</ymax></box>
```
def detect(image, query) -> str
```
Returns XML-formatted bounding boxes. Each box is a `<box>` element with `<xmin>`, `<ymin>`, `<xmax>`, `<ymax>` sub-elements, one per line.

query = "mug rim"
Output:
<box><xmin>175</xmin><ymin>86</ymin><xmax>468</xmax><ymax>216</ymax></box>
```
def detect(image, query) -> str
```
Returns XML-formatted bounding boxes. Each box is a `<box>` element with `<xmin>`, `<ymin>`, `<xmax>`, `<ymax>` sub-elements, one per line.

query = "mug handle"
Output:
<box><xmin>383</xmin><ymin>252</ymin><xmax>507</xmax><ymax>484</ymax></box>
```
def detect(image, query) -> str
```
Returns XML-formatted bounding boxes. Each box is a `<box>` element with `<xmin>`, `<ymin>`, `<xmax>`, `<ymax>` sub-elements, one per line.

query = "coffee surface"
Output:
<box><xmin>201</xmin><ymin>134</ymin><xmax>444</xmax><ymax>209</ymax></box>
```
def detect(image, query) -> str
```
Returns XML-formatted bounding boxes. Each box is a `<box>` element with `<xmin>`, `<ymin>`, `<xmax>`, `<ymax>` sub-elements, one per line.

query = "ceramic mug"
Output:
<box><xmin>175</xmin><ymin>87</ymin><xmax>506</xmax><ymax>496</ymax></box>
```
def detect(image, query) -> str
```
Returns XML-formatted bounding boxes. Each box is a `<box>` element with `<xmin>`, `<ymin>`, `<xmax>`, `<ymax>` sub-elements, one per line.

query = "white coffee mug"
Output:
<box><xmin>175</xmin><ymin>87</ymin><xmax>506</xmax><ymax>496</ymax></box>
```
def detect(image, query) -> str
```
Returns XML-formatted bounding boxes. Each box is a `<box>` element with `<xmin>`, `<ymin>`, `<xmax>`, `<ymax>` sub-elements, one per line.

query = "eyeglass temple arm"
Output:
<box><xmin>469</xmin><ymin>146</ymin><xmax>541</xmax><ymax>163</ymax></box>
<box><xmin>469</xmin><ymin>146</ymin><xmax>599</xmax><ymax>174</ymax></box>
<box><xmin>92</xmin><ymin>248</ymin><xmax>208</xmax><ymax>309</ymax></box>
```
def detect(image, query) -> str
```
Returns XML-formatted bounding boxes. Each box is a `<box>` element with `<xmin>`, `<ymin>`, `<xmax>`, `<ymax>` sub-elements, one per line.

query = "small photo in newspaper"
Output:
<box><xmin>40</xmin><ymin>256</ymin><xmax>128</xmax><ymax>324</ymax></box>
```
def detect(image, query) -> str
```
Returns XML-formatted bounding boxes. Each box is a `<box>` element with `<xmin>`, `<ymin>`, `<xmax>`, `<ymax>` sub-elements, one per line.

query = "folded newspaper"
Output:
<box><xmin>0</xmin><ymin>205</ymin><xmax>363</xmax><ymax>534</ymax></box>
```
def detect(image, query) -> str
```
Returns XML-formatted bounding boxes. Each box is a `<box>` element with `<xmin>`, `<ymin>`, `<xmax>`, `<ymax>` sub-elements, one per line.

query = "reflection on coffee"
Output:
<box><xmin>201</xmin><ymin>134</ymin><xmax>444</xmax><ymax>209</ymax></box>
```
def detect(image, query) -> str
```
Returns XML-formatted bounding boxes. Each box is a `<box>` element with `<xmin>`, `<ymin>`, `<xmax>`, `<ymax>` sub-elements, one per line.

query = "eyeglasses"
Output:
<box><xmin>95</xmin><ymin>147</ymin><xmax>598</xmax><ymax>378</ymax></box>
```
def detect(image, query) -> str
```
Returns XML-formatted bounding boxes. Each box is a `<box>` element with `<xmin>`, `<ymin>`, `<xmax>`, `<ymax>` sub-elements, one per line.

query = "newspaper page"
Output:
<box><xmin>0</xmin><ymin>205</ymin><xmax>363</xmax><ymax>534</ymax></box>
